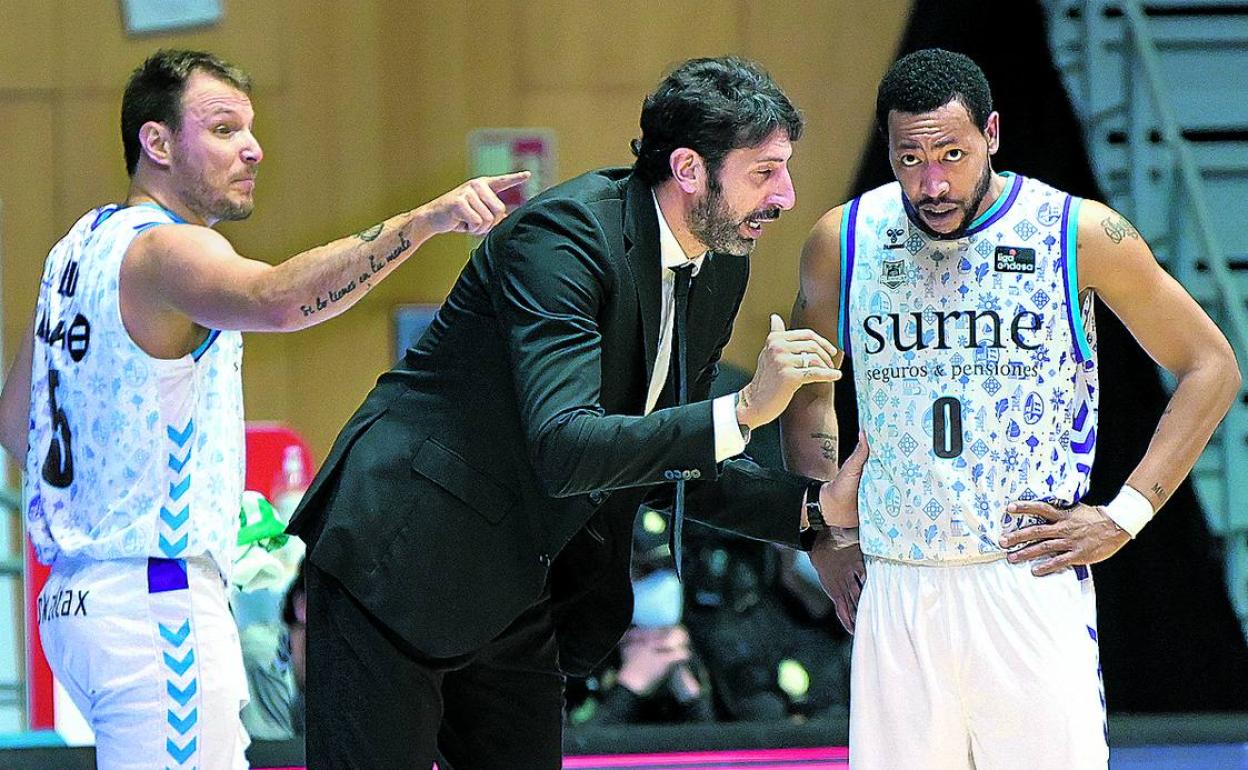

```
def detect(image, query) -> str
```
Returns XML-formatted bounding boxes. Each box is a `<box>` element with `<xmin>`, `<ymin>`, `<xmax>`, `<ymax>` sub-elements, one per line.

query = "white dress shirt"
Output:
<box><xmin>648</xmin><ymin>194</ymin><xmax>747</xmax><ymax>462</ymax></box>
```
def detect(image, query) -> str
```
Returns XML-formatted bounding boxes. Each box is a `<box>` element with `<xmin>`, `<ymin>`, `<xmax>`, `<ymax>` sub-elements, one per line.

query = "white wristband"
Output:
<box><xmin>1101</xmin><ymin>485</ymin><xmax>1155</xmax><ymax>538</ymax></box>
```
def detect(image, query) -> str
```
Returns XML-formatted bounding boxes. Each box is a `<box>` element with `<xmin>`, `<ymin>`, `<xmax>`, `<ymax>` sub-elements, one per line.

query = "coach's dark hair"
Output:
<box><xmin>631</xmin><ymin>57</ymin><xmax>803</xmax><ymax>185</ymax></box>
<box><xmin>875</xmin><ymin>48</ymin><xmax>993</xmax><ymax>134</ymax></box>
<box><xmin>121</xmin><ymin>49</ymin><xmax>252</xmax><ymax>176</ymax></box>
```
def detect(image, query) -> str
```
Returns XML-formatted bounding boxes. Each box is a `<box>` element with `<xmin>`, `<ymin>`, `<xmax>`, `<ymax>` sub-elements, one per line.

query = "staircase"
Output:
<box><xmin>1043</xmin><ymin>0</ymin><xmax>1248</xmax><ymax>636</ymax></box>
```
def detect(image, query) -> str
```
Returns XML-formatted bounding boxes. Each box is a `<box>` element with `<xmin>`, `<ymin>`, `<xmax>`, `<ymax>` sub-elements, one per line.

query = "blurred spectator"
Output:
<box><xmin>569</xmin><ymin>362</ymin><xmax>853</xmax><ymax>725</ymax></box>
<box><xmin>591</xmin><ymin>623</ymin><xmax>715</xmax><ymax>725</ymax></box>
<box><xmin>567</xmin><ymin>511</ymin><xmax>715</xmax><ymax>725</ymax></box>
<box><xmin>683</xmin><ymin>528</ymin><xmax>852</xmax><ymax>722</ymax></box>
<box><xmin>567</xmin><ymin>516</ymin><xmax>850</xmax><ymax>727</ymax></box>
<box><xmin>678</xmin><ymin>364</ymin><xmax>853</xmax><ymax>722</ymax></box>
<box><xmin>240</xmin><ymin>560</ymin><xmax>306</xmax><ymax>740</ymax></box>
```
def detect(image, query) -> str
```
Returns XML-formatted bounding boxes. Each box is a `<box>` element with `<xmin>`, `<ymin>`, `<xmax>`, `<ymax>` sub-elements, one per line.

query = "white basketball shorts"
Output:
<box><xmin>849</xmin><ymin>556</ymin><xmax>1107</xmax><ymax>770</ymax></box>
<box><xmin>38</xmin><ymin>555</ymin><xmax>250</xmax><ymax>769</ymax></box>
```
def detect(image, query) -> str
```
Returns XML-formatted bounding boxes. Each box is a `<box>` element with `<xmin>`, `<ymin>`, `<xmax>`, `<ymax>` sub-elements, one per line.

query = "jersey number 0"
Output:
<box><xmin>933</xmin><ymin>397</ymin><xmax>964</xmax><ymax>459</ymax></box>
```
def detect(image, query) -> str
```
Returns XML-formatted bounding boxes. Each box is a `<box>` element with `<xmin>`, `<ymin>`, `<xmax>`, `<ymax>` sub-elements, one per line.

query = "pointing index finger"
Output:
<box><xmin>485</xmin><ymin>171</ymin><xmax>532</xmax><ymax>192</ymax></box>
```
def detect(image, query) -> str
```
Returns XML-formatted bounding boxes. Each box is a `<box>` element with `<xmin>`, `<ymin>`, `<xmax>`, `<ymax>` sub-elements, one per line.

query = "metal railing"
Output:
<box><xmin>1060</xmin><ymin>0</ymin><xmax>1248</xmax><ymax>635</ymax></box>
<box><xmin>1</xmin><ymin>487</ymin><xmax>24</xmax><ymax>730</ymax></box>
<box><xmin>1118</xmin><ymin>2</ymin><xmax>1248</xmax><ymax>345</ymax></box>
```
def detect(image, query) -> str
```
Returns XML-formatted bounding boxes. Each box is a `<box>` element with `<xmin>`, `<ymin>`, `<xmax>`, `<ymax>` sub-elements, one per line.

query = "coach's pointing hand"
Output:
<box><xmin>736</xmin><ymin>315</ymin><xmax>841</xmax><ymax>430</ymax></box>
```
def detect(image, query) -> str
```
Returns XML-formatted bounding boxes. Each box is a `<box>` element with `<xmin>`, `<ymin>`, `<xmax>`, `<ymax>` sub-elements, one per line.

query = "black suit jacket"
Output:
<box><xmin>287</xmin><ymin>168</ymin><xmax>811</xmax><ymax>675</ymax></box>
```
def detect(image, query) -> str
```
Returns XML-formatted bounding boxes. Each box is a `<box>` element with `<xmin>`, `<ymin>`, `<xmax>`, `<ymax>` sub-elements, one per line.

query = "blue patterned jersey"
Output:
<box><xmin>838</xmin><ymin>173</ymin><xmax>1098</xmax><ymax>563</ymax></box>
<box><xmin>25</xmin><ymin>204</ymin><xmax>245</xmax><ymax>576</ymax></box>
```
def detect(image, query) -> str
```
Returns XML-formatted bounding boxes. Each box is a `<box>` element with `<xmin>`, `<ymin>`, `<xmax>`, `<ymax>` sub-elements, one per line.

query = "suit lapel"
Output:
<box><xmin>620</xmin><ymin>176</ymin><xmax>748</xmax><ymax>403</ymax></box>
<box><xmin>688</xmin><ymin>252</ymin><xmax>718</xmax><ymax>321</ymax></box>
<box><xmin>622</xmin><ymin>175</ymin><xmax>662</xmax><ymax>387</ymax></box>
<box><xmin>687</xmin><ymin>253</ymin><xmax>746</xmax><ymax>384</ymax></box>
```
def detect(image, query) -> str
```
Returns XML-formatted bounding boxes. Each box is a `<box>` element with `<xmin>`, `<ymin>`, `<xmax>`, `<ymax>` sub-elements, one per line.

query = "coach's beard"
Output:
<box><xmin>688</xmin><ymin>179</ymin><xmax>780</xmax><ymax>257</ymax></box>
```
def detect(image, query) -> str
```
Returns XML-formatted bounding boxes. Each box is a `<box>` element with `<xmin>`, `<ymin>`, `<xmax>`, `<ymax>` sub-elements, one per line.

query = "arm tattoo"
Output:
<box><xmin>300</xmin><ymin>278</ymin><xmax>358</xmax><ymax>317</ymax></box>
<box><xmin>366</xmin><ymin>231</ymin><xmax>413</xmax><ymax>276</ymax></box>
<box><xmin>812</xmin><ymin>432</ymin><xmax>837</xmax><ymax>461</ymax></box>
<box><xmin>1150</xmin><ymin>483</ymin><xmax>1167</xmax><ymax>502</ymax></box>
<box><xmin>1153</xmin><ymin>404</ymin><xmax>1174</xmax><ymax>435</ymax></box>
<box><xmin>1101</xmin><ymin>214</ymin><xmax>1139</xmax><ymax>244</ymax></box>
<box><xmin>355</xmin><ymin>223</ymin><xmax>384</xmax><ymax>242</ymax></box>
<box><xmin>300</xmin><ymin>230</ymin><xmax>413</xmax><ymax>317</ymax></box>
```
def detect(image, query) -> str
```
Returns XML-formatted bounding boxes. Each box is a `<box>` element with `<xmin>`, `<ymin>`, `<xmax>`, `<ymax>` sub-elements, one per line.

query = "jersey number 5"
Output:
<box><xmin>42</xmin><ymin>368</ymin><xmax>74</xmax><ymax>488</ymax></box>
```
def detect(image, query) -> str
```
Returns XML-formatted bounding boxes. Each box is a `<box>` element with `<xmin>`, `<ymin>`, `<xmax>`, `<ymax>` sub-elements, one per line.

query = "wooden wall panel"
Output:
<box><xmin>720</xmin><ymin>0</ymin><xmax>912</xmax><ymax>368</ymax></box>
<box><xmin>0</xmin><ymin>2</ymin><xmax>60</xmax><ymax>90</ymax></box>
<box><xmin>377</xmin><ymin>1</ymin><xmax>474</xmax><ymax>196</ymax></box>
<box><xmin>0</xmin><ymin>99</ymin><xmax>57</xmax><ymax>337</ymax></box>
<box><xmin>519</xmin><ymin>1</ymin><xmax>742</xmax><ymax>91</ymax></box>
<box><xmin>238</xmin><ymin>331</ymin><xmax>292</xmax><ymax>426</ymax></box>
<box><xmin>520</xmin><ymin>90</ymin><xmax>639</xmax><ymax>177</ymax></box>
<box><xmin>1</xmin><ymin>0</ymin><xmax>914</xmax><ymax>459</ymax></box>
<box><xmin>55</xmin><ymin>1</ymin><xmax>286</xmax><ymax>91</ymax></box>
<box><xmin>55</xmin><ymin>94</ymin><xmax>128</xmax><ymax>219</ymax></box>
<box><xmin>461</xmin><ymin>1</ymin><xmax>526</xmax><ymax>128</ymax></box>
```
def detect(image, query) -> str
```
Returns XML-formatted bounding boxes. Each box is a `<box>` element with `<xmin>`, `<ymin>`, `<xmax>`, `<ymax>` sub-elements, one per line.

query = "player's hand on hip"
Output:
<box><xmin>736</xmin><ymin>315</ymin><xmax>840</xmax><ymax>429</ymax></box>
<box><xmin>809</xmin><ymin>538</ymin><xmax>866</xmax><ymax>634</ymax></box>
<box><xmin>420</xmin><ymin>171</ymin><xmax>531</xmax><ymax>237</ymax></box>
<box><xmin>818</xmin><ymin>432</ymin><xmax>869</xmax><ymax>528</ymax></box>
<box><xmin>999</xmin><ymin>500</ymin><xmax>1131</xmax><ymax>577</ymax></box>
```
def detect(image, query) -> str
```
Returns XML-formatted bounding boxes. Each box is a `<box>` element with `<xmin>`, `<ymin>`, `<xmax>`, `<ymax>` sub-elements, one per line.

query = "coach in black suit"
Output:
<box><xmin>288</xmin><ymin>57</ymin><xmax>866</xmax><ymax>769</ymax></box>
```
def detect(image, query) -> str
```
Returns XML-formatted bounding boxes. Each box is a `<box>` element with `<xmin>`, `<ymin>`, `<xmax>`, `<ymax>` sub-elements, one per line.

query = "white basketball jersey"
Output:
<box><xmin>25</xmin><ymin>204</ymin><xmax>245</xmax><ymax>576</ymax></box>
<box><xmin>838</xmin><ymin>173</ymin><xmax>1098</xmax><ymax>564</ymax></box>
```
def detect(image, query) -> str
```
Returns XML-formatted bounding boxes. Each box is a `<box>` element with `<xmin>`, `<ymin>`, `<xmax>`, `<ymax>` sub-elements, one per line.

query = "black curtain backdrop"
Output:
<box><xmin>840</xmin><ymin>0</ymin><xmax>1248</xmax><ymax>711</ymax></box>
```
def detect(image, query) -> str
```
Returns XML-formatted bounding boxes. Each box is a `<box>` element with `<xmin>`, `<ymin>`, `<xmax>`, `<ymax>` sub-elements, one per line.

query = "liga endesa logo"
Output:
<box><xmin>994</xmin><ymin>245</ymin><xmax>1036</xmax><ymax>273</ymax></box>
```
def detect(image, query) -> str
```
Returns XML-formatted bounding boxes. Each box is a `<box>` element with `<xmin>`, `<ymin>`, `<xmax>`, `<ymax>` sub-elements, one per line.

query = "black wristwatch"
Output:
<box><xmin>804</xmin><ymin>479</ymin><xmax>829</xmax><ymax>531</ymax></box>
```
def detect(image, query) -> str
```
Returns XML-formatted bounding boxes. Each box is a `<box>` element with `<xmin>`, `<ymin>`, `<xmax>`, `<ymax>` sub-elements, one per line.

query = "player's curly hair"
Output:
<box><xmin>631</xmin><ymin>57</ymin><xmax>803</xmax><ymax>185</ymax></box>
<box><xmin>875</xmin><ymin>48</ymin><xmax>993</xmax><ymax>133</ymax></box>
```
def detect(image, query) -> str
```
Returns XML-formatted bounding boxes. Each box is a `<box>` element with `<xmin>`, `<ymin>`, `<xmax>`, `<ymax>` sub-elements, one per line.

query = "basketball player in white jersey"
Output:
<box><xmin>787</xmin><ymin>49</ymin><xmax>1240</xmax><ymax>769</ymax></box>
<box><xmin>0</xmin><ymin>49</ymin><xmax>524</xmax><ymax>769</ymax></box>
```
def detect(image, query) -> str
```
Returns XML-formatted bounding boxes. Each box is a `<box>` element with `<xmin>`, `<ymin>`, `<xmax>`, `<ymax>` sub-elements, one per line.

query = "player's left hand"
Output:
<box><xmin>999</xmin><ymin>501</ymin><xmax>1131</xmax><ymax>577</ymax></box>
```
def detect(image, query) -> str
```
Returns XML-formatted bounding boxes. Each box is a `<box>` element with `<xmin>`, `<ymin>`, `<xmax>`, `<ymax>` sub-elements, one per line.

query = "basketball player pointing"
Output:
<box><xmin>0</xmin><ymin>50</ymin><xmax>523</xmax><ymax>770</ymax></box>
<box><xmin>785</xmin><ymin>49</ymin><xmax>1240</xmax><ymax>769</ymax></box>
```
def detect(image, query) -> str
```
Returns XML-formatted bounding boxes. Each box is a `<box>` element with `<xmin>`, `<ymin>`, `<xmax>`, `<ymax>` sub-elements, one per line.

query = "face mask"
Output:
<box><xmin>631</xmin><ymin>569</ymin><xmax>683</xmax><ymax>628</ymax></box>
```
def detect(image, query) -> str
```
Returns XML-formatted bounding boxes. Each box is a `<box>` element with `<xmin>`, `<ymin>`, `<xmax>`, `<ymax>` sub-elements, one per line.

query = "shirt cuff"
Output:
<box><xmin>712</xmin><ymin>394</ymin><xmax>747</xmax><ymax>462</ymax></box>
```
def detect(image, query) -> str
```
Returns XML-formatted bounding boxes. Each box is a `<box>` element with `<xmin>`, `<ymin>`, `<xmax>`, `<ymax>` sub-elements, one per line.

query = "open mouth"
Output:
<box><xmin>920</xmin><ymin>205</ymin><xmax>961</xmax><ymax>227</ymax></box>
<box><xmin>743</xmin><ymin>207</ymin><xmax>782</xmax><ymax>236</ymax></box>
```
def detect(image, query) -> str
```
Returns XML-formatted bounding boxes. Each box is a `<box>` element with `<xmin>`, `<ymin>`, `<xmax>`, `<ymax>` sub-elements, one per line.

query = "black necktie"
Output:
<box><xmin>670</xmin><ymin>263</ymin><xmax>695</xmax><ymax>579</ymax></box>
